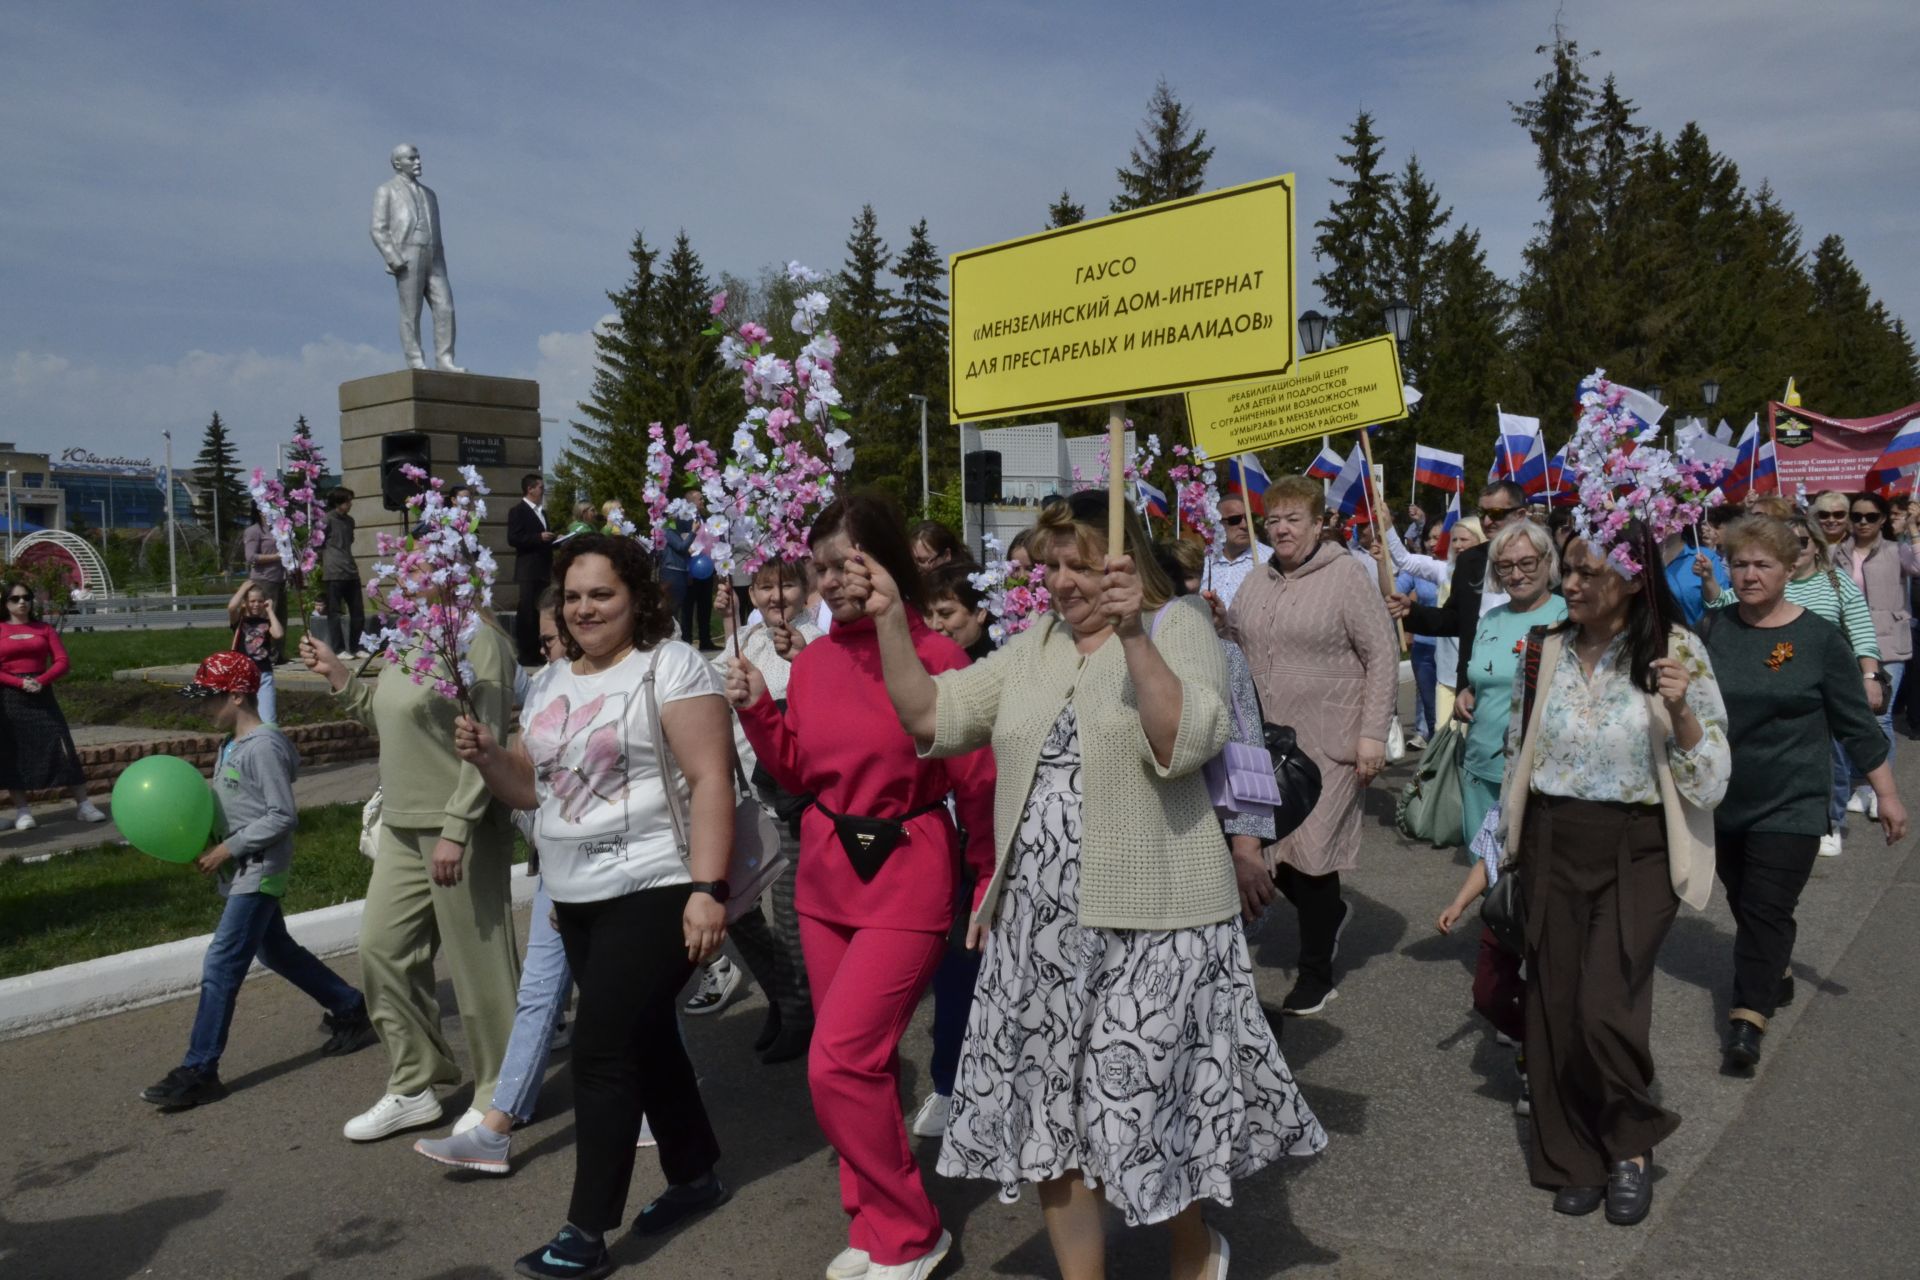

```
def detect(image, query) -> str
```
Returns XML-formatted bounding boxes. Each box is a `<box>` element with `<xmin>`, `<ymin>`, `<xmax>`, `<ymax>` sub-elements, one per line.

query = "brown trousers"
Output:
<box><xmin>1522</xmin><ymin>795</ymin><xmax>1682</xmax><ymax>1188</ymax></box>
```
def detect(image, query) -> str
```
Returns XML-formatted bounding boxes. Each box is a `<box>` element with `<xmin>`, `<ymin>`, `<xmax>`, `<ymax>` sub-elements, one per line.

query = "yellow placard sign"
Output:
<box><xmin>1185</xmin><ymin>334</ymin><xmax>1408</xmax><ymax>457</ymax></box>
<box><xmin>948</xmin><ymin>175</ymin><xmax>1296</xmax><ymax>422</ymax></box>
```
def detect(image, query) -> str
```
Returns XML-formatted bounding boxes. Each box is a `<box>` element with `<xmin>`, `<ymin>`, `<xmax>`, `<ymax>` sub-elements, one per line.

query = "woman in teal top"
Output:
<box><xmin>1457</xmin><ymin>520</ymin><xmax>1566</xmax><ymax>844</ymax></box>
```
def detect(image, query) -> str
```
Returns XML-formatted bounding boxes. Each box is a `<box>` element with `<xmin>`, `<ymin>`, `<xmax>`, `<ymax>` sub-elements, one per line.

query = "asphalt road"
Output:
<box><xmin>3</xmin><ymin>733</ymin><xmax>1917</xmax><ymax>1279</ymax></box>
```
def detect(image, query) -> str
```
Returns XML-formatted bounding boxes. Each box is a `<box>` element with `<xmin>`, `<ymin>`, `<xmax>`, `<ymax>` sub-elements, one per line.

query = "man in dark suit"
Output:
<box><xmin>506</xmin><ymin>473</ymin><xmax>555</xmax><ymax>666</ymax></box>
<box><xmin>1390</xmin><ymin>480</ymin><xmax>1529</xmax><ymax>689</ymax></box>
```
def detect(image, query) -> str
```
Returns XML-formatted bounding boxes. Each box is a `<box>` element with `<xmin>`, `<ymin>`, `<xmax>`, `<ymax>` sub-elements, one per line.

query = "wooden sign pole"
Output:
<box><xmin>1108</xmin><ymin>403</ymin><xmax>1127</xmax><ymax>627</ymax></box>
<box><xmin>1358</xmin><ymin>428</ymin><xmax>1408</xmax><ymax>647</ymax></box>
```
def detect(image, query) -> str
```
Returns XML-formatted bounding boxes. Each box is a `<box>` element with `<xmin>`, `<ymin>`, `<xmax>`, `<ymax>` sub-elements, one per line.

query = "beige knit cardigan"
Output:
<box><xmin>925</xmin><ymin>600</ymin><xmax>1235</xmax><ymax>930</ymax></box>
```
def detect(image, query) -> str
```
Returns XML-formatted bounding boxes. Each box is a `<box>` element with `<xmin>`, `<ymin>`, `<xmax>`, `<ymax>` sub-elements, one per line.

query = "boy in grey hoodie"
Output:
<box><xmin>141</xmin><ymin>651</ymin><xmax>376</xmax><ymax>1110</ymax></box>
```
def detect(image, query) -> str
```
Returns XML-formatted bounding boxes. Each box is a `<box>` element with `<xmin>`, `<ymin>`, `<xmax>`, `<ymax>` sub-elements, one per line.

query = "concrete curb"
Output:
<box><xmin>0</xmin><ymin>872</ymin><xmax>539</xmax><ymax>1042</ymax></box>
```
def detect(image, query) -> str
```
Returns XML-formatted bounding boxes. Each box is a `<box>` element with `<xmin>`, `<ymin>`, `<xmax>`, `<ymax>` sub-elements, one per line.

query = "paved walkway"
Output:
<box><xmin>2</xmin><ymin>735</ymin><xmax>1915</xmax><ymax>1278</ymax></box>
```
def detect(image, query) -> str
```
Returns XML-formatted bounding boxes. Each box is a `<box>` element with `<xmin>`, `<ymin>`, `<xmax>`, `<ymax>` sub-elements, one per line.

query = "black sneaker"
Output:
<box><xmin>1279</xmin><ymin>978</ymin><xmax>1338</xmax><ymax>1016</ymax></box>
<box><xmin>141</xmin><ymin>1065</ymin><xmax>229</xmax><ymax>1110</ymax></box>
<box><xmin>631</xmin><ymin>1173</ymin><xmax>731</xmax><ymax>1237</ymax></box>
<box><xmin>514</xmin><ymin>1226</ymin><xmax>612</xmax><ymax>1280</ymax></box>
<box><xmin>320</xmin><ymin>1004</ymin><xmax>378</xmax><ymax>1056</ymax></box>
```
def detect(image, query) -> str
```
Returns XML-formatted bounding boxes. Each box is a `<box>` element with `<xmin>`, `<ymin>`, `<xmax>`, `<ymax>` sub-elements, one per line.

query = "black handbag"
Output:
<box><xmin>1480</xmin><ymin>867</ymin><xmax>1527</xmax><ymax>955</ymax></box>
<box><xmin>1261</xmin><ymin>722</ymin><xmax>1323</xmax><ymax>842</ymax></box>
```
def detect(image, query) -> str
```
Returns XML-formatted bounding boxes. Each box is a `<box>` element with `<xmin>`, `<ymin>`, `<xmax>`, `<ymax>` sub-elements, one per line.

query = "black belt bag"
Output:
<box><xmin>812</xmin><ymin>797</ymin><xmax>949</xmax><ymax>882</ymax></box>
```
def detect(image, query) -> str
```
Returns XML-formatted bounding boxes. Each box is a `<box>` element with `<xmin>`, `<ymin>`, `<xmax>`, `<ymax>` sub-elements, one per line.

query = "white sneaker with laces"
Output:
<box><xmin>75</xmin><ymin>800</ymin><xmax>108</xmax><ymax>823</ymax></box>
<box><xmin>826</xmin><ymin>1246</ymin><xmax>872</xmax><ymax>1280</ymax></box>
<box><xmin>1847</xmin><ymin>789</ymin><xmax>1868</xmax><ymax>815</ymax></box>
<box><xmin>12</xmin><ymin>809</ymin><xmax>35</xmax><ymax>832</ymax></box>
<box><xmin>343</xmin><ymin>1088</ymin><xmax>442</xmax><ymax>1141</ymax></box>
<box><xmin>1817</xmin><ymin>832</ymin><xmax>1843</xmax><ymax>858</ymax></box>
<box><xmin>865</xmin><ymin>1230</ymin><xmax>951</xmax><ymax>1280</ymax></box>
<box><xmin>451</xmin><ymin>1107</ymin><xmax>486</xmax><ymax>1136</ymax></box>
<box><xmin>684</xmin><ymin>955</ymin><xmax>741</xmax><ymax>1016</ymax></box>
<box><xmin>909</xmin><ymin>1092</ymin><xmax>951</xmax><ymax>1138</ymax></box>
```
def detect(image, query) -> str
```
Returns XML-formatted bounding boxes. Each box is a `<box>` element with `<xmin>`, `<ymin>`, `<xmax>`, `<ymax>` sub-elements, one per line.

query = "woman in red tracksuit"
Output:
<box><xmin>729</xmin><ymin>495</ymin><xmax>995</xmax><ymax>1280</ymax></box>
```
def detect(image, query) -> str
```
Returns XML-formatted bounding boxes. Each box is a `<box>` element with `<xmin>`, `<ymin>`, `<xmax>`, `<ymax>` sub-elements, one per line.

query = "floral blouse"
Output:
<box><xmin>1506</xmin><ymin>628</ymin><xmax>1730</xmax><ymax>809</ymax></box>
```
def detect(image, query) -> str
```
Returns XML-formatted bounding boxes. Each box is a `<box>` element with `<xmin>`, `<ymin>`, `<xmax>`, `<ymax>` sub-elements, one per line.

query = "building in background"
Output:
<box><xmin>1</xmin><ymin>443</ymin><xmax>66</xmax><ymax>536</ymax></box>
<box><xmin>44</xmin><ymin>445</ymin><xmax>196</xmax><ymax>533</ymax></box>
<box><xmin>955</xmin><ymin>421</ymin><xmax>1136</xmax><ymax>555</ymax></box>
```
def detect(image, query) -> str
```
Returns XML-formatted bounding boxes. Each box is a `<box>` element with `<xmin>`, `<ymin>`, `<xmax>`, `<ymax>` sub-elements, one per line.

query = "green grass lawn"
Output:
<box><xmin>0</xmin><ymin>806</ymin><xmax>527</xmax><ymax>978</ymax></box>
<box><xmin>62</xmin><ymin>623</ymin><xmax>322</xmax><ymax>678</ymax></box>
<box><xmin>58</xmin><ymin>680</ymin><xmax>342</xmax><ymax>732</ymax></box>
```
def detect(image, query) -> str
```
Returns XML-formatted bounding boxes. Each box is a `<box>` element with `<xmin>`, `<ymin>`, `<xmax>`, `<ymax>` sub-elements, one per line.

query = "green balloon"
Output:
<box><xmin>111</xmin><ymin>755</ymin><xmax>216</xmax><ymax>864</ymax></box>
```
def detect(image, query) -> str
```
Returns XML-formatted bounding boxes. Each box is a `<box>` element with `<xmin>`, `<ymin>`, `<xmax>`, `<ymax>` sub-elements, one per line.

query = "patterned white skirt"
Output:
<box><xmin>936</xmin><ymin>709</ymin><xmax>1326</xmax><ymax>1225</ymax></box>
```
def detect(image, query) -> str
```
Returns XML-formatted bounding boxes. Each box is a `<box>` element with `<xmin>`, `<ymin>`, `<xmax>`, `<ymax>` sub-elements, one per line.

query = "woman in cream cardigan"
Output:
<box><xmin>849</xmin><ymin>490</ymin><xmax>1324</xmax><ymax>1280</ymax></box>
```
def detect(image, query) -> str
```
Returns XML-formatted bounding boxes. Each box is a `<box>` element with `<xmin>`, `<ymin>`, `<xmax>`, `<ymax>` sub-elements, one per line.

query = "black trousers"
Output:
<box><xmin>553</xmin><ymin>886</ymin><xmax>720</xmax><ymax>1234</ymax></box>
<box><xmin>1715</xmin><ymin>829</ymin><xmax>1819</xmax><ymax>1026</ymax></box>
<box><xmin>1523</xmin><ymin>796</ymin><xmax>1680</xmax><ymax>1188</ymax></box>
<box><xmin>679</xmin><ymin>576</ymin><xmax>716</xmax><ymax>650</ymax></box>
<box><xmin>324</xmin><ymin>576</ymin><xmax>365</xmax><ymax>655</ymax></box>
<box><xmin>514</xmin><ymin>576</ymin><xmax>549</xmax><ymax>666</ymax></box>
<box><xmin>1274</xmin><ymin>864</ymin><xmax>1343</xmax><ymax>987</ymax></box>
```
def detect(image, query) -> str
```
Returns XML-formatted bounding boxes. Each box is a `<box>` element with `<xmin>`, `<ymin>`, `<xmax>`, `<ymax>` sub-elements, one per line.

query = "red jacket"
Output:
<box><xmin>738</xmin><ymin>613</ymin><xmax>997</xmax><ymax>932</ymax></box>
<box><xmin>0</xmin><ymin>619</ymin><xmax>70</xmax><ymax>689</ymax></box>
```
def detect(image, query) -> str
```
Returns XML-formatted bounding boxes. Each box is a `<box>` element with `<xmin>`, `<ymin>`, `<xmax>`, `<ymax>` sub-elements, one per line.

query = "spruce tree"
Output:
<box><xmin>1047</xmin><ymin>191</ymin><xmax>1086</xmax><ymax>228</ymax></box>
<box><xmin>191</xmin><ymin>411</ymin><xmax>249</xmax><ymax>557</ymax></box>
<box><xmin>1111</xmin><ymin>78</ymin><xmax>1214</xmax><ymax>212</ymax></box>
<box><xmin>654</xmin><ymin>231</ymin><xmax>739</xmax><ymax>448</ymax></box>
<box><xmin>1312</xmin><ymin>110</ymin><xmax>1394</xmax><ymax>347</ymax></box>
<box><xmin>1414</xmin><ymin>228</ymin><xmax>1517</xmax><ymax>490</ymax></box>
<box><xmin>891</xmin><ymin>218</ymin><xmax>951</xmax><ymax>511</ymax></box>
<box><xmin>566</xmin><ymin>230</ymin><xmax>672</xmax><ymax>507</ymax></box>
<box><xmin>1381</xmin><ymin>155</ymin><xmax>1453</xmax><ymax>383</ymax></box>
<box><xmin>831</xmin><ymin>206</ymin><xmax>904</xmax><ymax>503</ymax></box>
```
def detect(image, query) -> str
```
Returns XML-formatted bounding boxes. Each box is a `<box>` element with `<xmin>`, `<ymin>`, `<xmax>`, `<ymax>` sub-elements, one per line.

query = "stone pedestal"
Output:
<box><xmin>337</xmin><ymin>370</ymin><xmax>543</xmax><ymax>608</ymax></box>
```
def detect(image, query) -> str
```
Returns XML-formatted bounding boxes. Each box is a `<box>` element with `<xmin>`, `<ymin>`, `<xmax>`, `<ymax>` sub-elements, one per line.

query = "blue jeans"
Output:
<box><xmin>256</xmin><ymin>668</ymin><xmax>276</xmax><ymax>725</ymax></box>
<box><xmin>1844</xmin><ymin>660</ymin><xmax>1905</xmax><ymax>802</ymax></box>
<box><xmin>1410</xmin><ymin>644</ymin><xmax>1438</xmax><ymax>740</ymax></box>
<box><xmin>491</xmin><ymin>876</ymin><xmax>574</xmax><ymax>1122</ymax></box>
<box><xmin>184</xmin><ymin>890</ymin><xmax>361</xmax><ymax>1071</ymax></box>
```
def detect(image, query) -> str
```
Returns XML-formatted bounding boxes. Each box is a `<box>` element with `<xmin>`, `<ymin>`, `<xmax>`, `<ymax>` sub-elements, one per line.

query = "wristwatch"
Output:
<box><xmin>687</xmin><ymin>879</ymin><xmax>732</xmax><ymax>904</ymax></box>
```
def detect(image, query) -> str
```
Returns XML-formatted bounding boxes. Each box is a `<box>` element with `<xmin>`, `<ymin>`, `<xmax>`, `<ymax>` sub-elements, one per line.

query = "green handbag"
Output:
<box><xmin>1395</xmin><ymin>721</ymin><xmax>1466</xmax><ymax>848</ymax></box>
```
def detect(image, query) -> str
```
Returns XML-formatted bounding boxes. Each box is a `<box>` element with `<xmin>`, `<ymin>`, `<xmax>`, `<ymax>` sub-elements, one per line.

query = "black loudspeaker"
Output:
<box><xmin>964</xmin><ymin>450</ymin><xmax>1003</xmax><ymax>504</ymax></box>
<box><xmin>381</xmin><ymin>432</ymin><xmax>431</xmax><ymax>511</ymax></box>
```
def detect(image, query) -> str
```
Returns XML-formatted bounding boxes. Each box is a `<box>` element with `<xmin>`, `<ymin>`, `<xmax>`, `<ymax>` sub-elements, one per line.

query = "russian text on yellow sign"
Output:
<box><xmin>1185</xmin><ymin>334</ymin><xmax>1407</xmax><ymax>458</ymax></box>
<box><xmin>947</xmin><ymin>175</ymin><xmax>1296</xmax><ymax>423</ymax></box>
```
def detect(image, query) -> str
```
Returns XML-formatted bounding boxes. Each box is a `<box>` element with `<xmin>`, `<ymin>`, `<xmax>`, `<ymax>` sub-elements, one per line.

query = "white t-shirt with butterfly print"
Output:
<box><xmin>519</xmin><ymin>640</ymin><xmax>726</xmax><ymax>903</ymax></box>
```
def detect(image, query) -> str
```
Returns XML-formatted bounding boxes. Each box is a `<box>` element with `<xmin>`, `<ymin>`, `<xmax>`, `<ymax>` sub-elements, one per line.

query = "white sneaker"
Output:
<box><xmin>343</xmin><ymin>1088</ymin><xmax>442</xmax><ymax>1141</ymax></box>
<box><xmin>1818</xmin><ymin>832</ymin><xmax>1843</xmax><ymax>858</ymax></box>
<box><xmin>636</xmin><ymin>1114</ymin><xmax>656</xmax><ymax>1148</ymax></box>
<box><xmin>826</xmin><ymin>1246</ymin><xmax>872</xmax><ymax>1280</ymax></box>
<box><xmin>1406</xmin><ymin>734</ymin><xmax>1428</xmax><ymax>752</ymax></box>
<box><xmin>12</xmin><ymin>809</ymin><xmax>34</xmax><ymax>832</ymax></box>
<box><xmin>1867</xmin><ymin>790</ymin><xmax>1881</xmax><ymax>820</ymax></box>
<box><xmin>451</xmin><ymin>1107</ymin><xmax>486</xmax><ymax>1136</ymax></box>
<box><xmin>909</xmin><ymin>1092</ymin><xmax>951</xmax><ymax>1138</ymax></box>
<box><xmin>684</xmin><ymin>955</ymin><xmax>741</xmax><ymax>1016</ymax></box>
<box><xmin>866</xmin><ymin>1230</ymin><xmax>951</xmax><ymax>1280</ymax></box>
<box><xmin>75</xmin><ymin>800</ymin><xmax>108</xmax><ymax>823</ymax></box>
<box><xmin>1847</xmin><ymin>789</ymin><xmax>1868</xmax><ymax>814</ymax></box>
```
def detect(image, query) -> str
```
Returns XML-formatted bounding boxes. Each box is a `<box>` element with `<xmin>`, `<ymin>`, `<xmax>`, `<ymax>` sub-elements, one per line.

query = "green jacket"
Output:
<box><xmin>335</xmin><ymin>622</ymin><xmax>516</xmax><ymax>844</ymax></box>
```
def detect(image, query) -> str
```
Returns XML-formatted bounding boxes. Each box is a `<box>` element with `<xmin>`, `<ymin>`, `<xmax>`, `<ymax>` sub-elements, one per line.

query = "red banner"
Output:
<box><xmin>1769</xmin><ymin>399</ymin><xmax>1920</xmax><ymax>492</ymax></box>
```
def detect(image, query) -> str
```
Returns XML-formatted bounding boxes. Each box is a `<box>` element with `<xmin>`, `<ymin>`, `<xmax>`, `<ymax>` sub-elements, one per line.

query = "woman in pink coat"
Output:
<box><xmin>1215</xmin><ymin>475</ymin><xmax>1398</xmax><ymax>1017</ymax></box>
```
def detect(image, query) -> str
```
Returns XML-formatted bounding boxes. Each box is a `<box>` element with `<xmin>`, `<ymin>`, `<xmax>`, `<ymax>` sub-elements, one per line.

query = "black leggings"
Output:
<box><xmin>1275</xmin><ymin>864</ymin><xmax>1344</xmax><ymax>986</ymax></box>
<box><xmin>553</xmin><ymin>885</ymin><xmax>720</xmax><ymax>1233</ymax></box>
<box><xmin>324</xmin><ymin>577</ymin><xmax>365</xmax><ymax>654</ymax></box>
<box><xmin>679</xmin><ymin>576</ymin><xmax>716</xmax><ymax>649</ymax></box>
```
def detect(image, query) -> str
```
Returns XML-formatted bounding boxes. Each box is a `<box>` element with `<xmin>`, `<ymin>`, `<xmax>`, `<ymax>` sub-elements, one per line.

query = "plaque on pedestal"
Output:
<box><xmin>337</xmin><ymin>370</ymin><xmax>544</xmax><ymax>608</ymax></box>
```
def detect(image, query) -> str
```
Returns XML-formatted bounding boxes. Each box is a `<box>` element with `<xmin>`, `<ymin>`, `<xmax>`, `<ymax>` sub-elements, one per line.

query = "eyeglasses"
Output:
<box><xmin>1851</xmin><ymin>511</ymin><xmax>1884</xmax><ymax>524</ymax></box>
<box><xmin>1478</xmin><ymin>506</ymin><xmax>1518</xmax><ymax>523</ymax></box>
<box><xmin>4</xmin><ymin>595</ymin><xmax>29</xmax><ymax>604</ymax></box>
<box><xmin>1221</xmin><ymin>514</ymin><xmax>1246</xmax><ymax>527</ymax></box>
<box><xmin>1492</xmin><ymin>555</ymin><xmax>1543</xmax><ymax>578</ymax></box>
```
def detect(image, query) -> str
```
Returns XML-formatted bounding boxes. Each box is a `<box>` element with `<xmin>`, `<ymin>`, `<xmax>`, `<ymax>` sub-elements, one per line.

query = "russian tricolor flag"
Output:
<box><xmin>1489</xmin><ymin>412</ymin><xmax>1548</xmax><ymax>494</ymax></box>
<box><xmin>1327</xmin><ymin>445</ymin><xmax>1371</xmax><ymax>517</ymax></box>
<box><xmin>1723</xmin><ymin>417</ymin><xmax>1764</xmax><ymax>503</ymax></box>
<box><xmin>1218</xmin><ymin>454</ymin><xmax>1272</xmax><ymax>497</ymax></box>
<box><xmin>1867</xmin><ymin>415</ymin><xmax>1920</xmax><ymax>488</ymax></box>
<box><xmin>1539</xmin><ymin>445</ymin><xmax>1579</xmax><ymax>506</ymax></box>
<box><xmin>1414</xmin><ymin>445</ymin><xmax>1466</xmax><ymax>493</ymax></box>
<box><xmin>1432</xmin><ymin>490</ymin><xmax>1462</xmax><ymax>558</ymax></box>
<box><xmin>1306</xmin><ymin>439</ymin><xmax>1344</xmax><ymax>481</ymax></box>
<box><xmin>1136</xmin><ymin>477</ymin><xmax>1170</xmax><ymax>520</ymax></box>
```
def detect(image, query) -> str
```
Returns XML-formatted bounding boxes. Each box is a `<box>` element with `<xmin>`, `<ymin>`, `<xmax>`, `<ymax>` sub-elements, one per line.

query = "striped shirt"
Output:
<box><xmin>1712</xmin><ymin>571</ymin><xmax>1880</xmax><ymax>660</ymax></box>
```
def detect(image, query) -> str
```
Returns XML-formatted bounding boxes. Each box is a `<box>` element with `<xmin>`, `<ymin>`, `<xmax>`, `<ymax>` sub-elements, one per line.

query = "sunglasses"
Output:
<box><xmin>1221</xmin><ymin>514</ymin><xmax>1246</xmax><ymax>527</ymax></box>
<box><xmin>1851</xmin><ymin>511</ymin><xmax>1884</xmax><ymax>524</ymax></box>
<box><xmin>1478</xmin><ymin>506</ymin><xmax>1518</xmax><ymax>522</ymax></box>
<box><xmin>1815</xmin><ymin>510</ymin><xmax>1848</xmax><ymax>520</ymax></box>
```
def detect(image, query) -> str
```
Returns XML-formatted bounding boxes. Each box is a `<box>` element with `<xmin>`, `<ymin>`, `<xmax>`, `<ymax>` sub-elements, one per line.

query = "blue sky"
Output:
<box><xmin>4</xmin><ymin>0</ymin><xmax>1916</xmax><ymax>472</ymax></box>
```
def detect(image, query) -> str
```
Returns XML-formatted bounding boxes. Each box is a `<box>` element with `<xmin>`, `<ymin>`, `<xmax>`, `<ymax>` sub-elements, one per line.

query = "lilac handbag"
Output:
<box><xmin>1149</xmin><ymin>604</ymin><xmax>1285</xmax><ymax>822</ymax></box>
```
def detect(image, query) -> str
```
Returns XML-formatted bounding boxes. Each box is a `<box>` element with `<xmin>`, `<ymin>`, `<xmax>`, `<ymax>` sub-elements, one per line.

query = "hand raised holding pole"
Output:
<box><xmin>842</xmin><ymin>545</ymin><xmax>902</xmax><ymax>622</ymax></box>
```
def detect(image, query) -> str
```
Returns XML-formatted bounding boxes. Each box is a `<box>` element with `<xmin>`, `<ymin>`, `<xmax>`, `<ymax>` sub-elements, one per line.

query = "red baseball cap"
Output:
<box><xmin>181</xmin><ymin>650</ymin><xmax>262</xmax><ymax>698</ymax></box>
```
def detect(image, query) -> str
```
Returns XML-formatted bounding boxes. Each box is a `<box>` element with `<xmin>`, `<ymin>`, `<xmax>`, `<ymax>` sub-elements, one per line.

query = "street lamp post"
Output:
<box><xmin>1702</xmin><ymin>378</ymin><xmax>1721</xmax><ymax>416</ymax></box>
<box><xmin>97</xmin><ymin>500</ymin><xmax>108</xmax><ymax>550</ymax></box>
<box><xmin>908</xmin><ymin>393</ymin><xmax>929</xmax><ymax>513</ymax></box>
<box><xmin>162</xmin><ymin>430</ymin><xmax>178</xmax><ymax>605</ymax></box>
<box><xmin>1383</xmin><ymin>299</ymin><xmax>1414</xmax><ymax>346</ymax></box>
<box><xmin>3</xmin><ymin>468</ymin><xmax>14</xmax><ymax>563</ymax></box>
<box><xmin>1297</xmin><ymin>310</ymin><xmax>1330</xmax><ymax>356</ymax></box>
